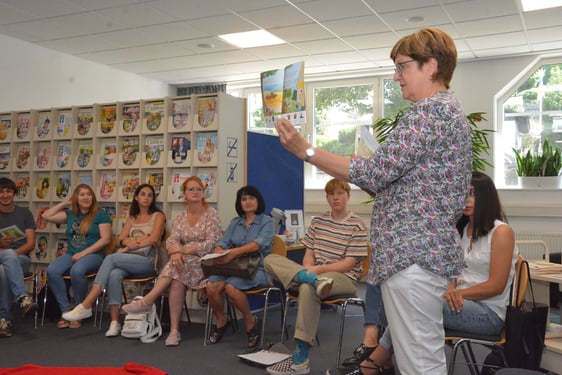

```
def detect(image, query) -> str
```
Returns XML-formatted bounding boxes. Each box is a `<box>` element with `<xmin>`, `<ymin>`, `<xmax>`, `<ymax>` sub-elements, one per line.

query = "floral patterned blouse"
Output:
<box><xmin>349</xmin><ymin>91</ymin><xmax>472</xmax><ymax>285</ymax></box>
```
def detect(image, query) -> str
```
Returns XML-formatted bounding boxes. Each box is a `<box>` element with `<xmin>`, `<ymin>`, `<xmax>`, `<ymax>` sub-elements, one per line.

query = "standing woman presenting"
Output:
<box><xmin>275</xmin><ymin>28</ymin><xmax>471</xmax><ymax>375</ymax></box>
<box><xmin>43</xmin><ymin>184</ymin><xmax>112</xmax><ymax>329</ymax></box>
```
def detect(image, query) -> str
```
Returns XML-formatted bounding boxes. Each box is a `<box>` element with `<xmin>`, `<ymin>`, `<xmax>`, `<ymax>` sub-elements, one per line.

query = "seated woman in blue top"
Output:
<box><xmin>42</xmin><ymin>184</ymin><xmax>112</xmax><ymax>329</ymax></box>
<box><xmin>206</xmin><ymin>185</ymin><xmax>273</xmax><ymax>348</ymax></box>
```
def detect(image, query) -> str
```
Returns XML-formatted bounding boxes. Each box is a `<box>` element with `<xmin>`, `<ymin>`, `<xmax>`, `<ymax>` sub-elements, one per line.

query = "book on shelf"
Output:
<box><xmin>121</xmin><ymin>171</ymin><xmax>140</xmax><ymax>201</ymax></box>
<box><xmin>15</xmin><ymin>144</ymin><xmax>31</xmax><ymax>169</ymax></box>
<box><xmin>0</xmin><ymin>225</ymin><xmax>26</xmax><ymax>241</ymax></box>
<box><xmin>260</xmin><ymin>61</ymin><xmax>306</xmax><ymax>127</ymax></box>
<box><xmin>55</xmin><ymin>237</ymin><xmax>68</xmax><ymax>258</ymax></box>
<box><xmin>196</xmin><ymin>97</ymin><xmax>217</xmax><ymax>128</ymax></box>
<box><xmin>171</xmin><ymin>99</ymin><xmax>191</xmax><ymax>129</ymax></box>
<box><xmin>36</xmin><ymin>113</ymin><xmax>51</xmax><ymax>139</ymax></box>
<box><xmin>147</xmin><ymin>171</ymin><xmax>164</xmax><ymax>198</ymax></box>
<box><xmin>120</xmin><ymin>137</ymin><xmax>139</xmax><ymax>166</ymax></box>
<box><xmin>0</xmin><ymin>145</ymin><xmax>9</xmax><ymax>170</ymax></box>
<box><xmin>35</xmin><ymin>176</ymin><xmax>50</xmax><ymax>199</ymax></box>
<box><xmin>355</xmin><ymin>125</ymin><xmax>380</xmax><ymax>158</ymax></box>
<box><xmin>100</xmin><ymin>172</ymin><xmax>117</xmax><ymax>199</ymax></box>
<box><xmin>171</xmin><ymin>136</ymin><xmax>191</xmax><ymax>164</ymax></box>
<box><xmin>100</xmin><ymin>203</ymin><xmax>116</xmax><ymax>224</ymax></box>
<box><xmin>78</xmin><ymin>173</ymin><xmax>93</xmax><ymax>186</ymax></box>
<box><xmin>34</xmin><ymin>235</ymin><xmax>49</xmax><ymax>263</ymax></box>
<box><xmin>77</xmin><ymin>142</ymin><xmax>93</xmax><ymax>168</ymax></box>
<box><xmin>55</xmin><ymin>173</ymin><xmax>71</xmax><ymax>199</ymax></box>
<box><xmin>35</xmin><ymin>265</ymin><xmax>48</xmax><ymax>292</ymax></box>
<box><xmin>57</xmin><ymin>111</ymin><xmax>72</xmax><ymax>137</ymax></box>
<box><xmin>171</xmin><ymin>171</ymin><xmax>191</xmax><ymax>199</ymax></box>
<box><xmin>144</xmin><ymin>101</ymin><xmax>164</xmax><ymax>131</ymax></box>
<box><xmin>121</xmin><ymin>103</ymin><xmax>140</xmax><ymax>133</ymax></box>
<box><xmin>77</xmin><ymin>108</ymin><xmax>94</xmax><ymax>136</ymax></box>
<box><xmin>55</xmin><ymin>143</ymin><xmax>72</xmax><ymax>168</ymax></box>
<box><xmin>119</xmin><ymin>202</ymin><xmax>130</xmax><ymax>222</ymax></box>
<box><xmin>16</xmin><ymin>114</ymin><xmax>31</xmax><ymax>140</ymax></box>
<box><xmin>100</xmin><ymin>106</ymin><xmax>116</xmax><ymax>134</ymax></box>
<box><xmin>15</xmin><ymin>176</ymin><xmax>30</xmax><ymax>199</ymax></box>
<box><xmin>35</xmin><ymin>207</ymin><xmax>49</xmax><ymax>230</ymax></box>
<box><xmin>100</xmin><ymin>142</ymin><xmax>117</xmax><ymax>167</ymax></box>
<box><xmin>0</xmin><ymin>117</ymin><xmax>11</xmax><ymax>141</ymax></box>
<box><xmin>144</xmin><ymin>136</ymin><xmax>164</xmax><ymax>166</ymax></box>
<box><xmin>197</xmin><ymin>168</ymin><xmax>217</xmax><ymax>200</ymax></box>
<box><xmin>196</xmin><ymin>132</ymin><xmax>217</xmax><ymax>164</ymax></box>
<box><xmin>527</xmin><ymin>260</ymin><xmax>562</xmax><ymax>274</ymax></box>
<box><xmin>36</xmin><ymin>143</ymin><xmax>50</xmax><ymax>168</ymax></box>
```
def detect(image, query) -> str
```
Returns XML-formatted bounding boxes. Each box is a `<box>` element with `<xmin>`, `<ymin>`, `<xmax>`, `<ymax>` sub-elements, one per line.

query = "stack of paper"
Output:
<box><xmin>528</xmin><ymin>260</ymin><xmax>562</xmax><ymax>274</ymax></box>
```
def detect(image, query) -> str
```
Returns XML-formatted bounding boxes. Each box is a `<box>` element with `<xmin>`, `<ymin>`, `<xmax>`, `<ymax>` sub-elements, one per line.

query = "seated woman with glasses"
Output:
<box><xmin>122</xmin><ymin>176</ymin><xmax>221</xmax><ymax>347</ymax></box>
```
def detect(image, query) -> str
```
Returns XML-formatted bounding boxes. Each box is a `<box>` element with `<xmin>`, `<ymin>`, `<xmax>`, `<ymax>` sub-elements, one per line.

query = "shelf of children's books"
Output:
<box><xmin>14</xmin><ymin>112</ymin><xmax>32</xmax><ymax>142</ymax></box>
<box><xmin>33</xmin><ymin>110</ymin><xmax>53</xmax><ymax>141</ymax></box>
<box><xmin>52</xmin><ymin>171</ymin><xmax>71</xmax><ymax>201</ymax></box>
<box><xmin>193</xmin><ymin>96</ymin><xmax>218</xmax><ymax>131</ymax></box>
<box><xmin>119</xmin><ymin>102</ymin><xmax>141</xmax><ymax>136</ymax></box>
<box><xmin>97</xmin><ymin>104</ymin><xmax>118</xmax><ymax>137</ymax></box>
<box><xmin>117</xmin><ymin>201</ymin><xmax>131</xmax><ymax>230</ymax></box>
<box><xmin>118</xmin><ymin>169</ymin><xmax>140</xmax><ymax>202</ymax></box>
<box><xmin>0</xmin><ymin>112</ymin><xmax>14</xmax><ymax>142</ymax></box>
<box><xmin>118</xmin><ymin>136</ymin><xmax>140</xmax><ymax>168</ymax></box>
<box><xmin>168</xmin><ymin>169</ymin><xmax>191</xmax><ymax>203</ymax></box>
<box><xmin>33</xmin><ymin>141</ymin><xmax>51</xmax><ymax>170</ymax></box>
<box><xmin>194</xmin><ymin>167</ymin><xmax>218</xmax><ymax>203</ymax></box>
<box><xmin>143</xmin><ymin>169</ymin><xmax>165</xmax><ymax>202</ymax></box>
<box><xmin>13</xmin><ymin>174</ymin><xmax>31</xmax><ymax>202</ymax></box>
<box><xmin>33</xmin><ymin>234</ymin><xmax>51</xmax><ymax>264</ymax></box>
<box><xmin>13</xmin><ymin>142</ymin><xmax>31</xmax><ymax>171</ymax></box>
<box><xmin>0</xmin><ymin>143</ymin><xmax>9</xmax><ymax>171</ymax></box>
<box><xmin>74</xmin><ymin>139</ymin><xmax>94</xmax><ymax>170</ymax></box>
<box><xmin>142</xmin><ymin>135</ymin><xmax>165</xmax><ymax>168</ymax></box>
<box><xmin>142</xmin><ymin>100</ymin><xmax>166</xmax><ymax>135</ymax></box>
<box><xmin>97</xmin><ymin>138</ymin><xmax>118</xmax><ymax>169</ymax></box>
<box><xmin>166</xmin><ymin>150</ymin><xmax>192</xmax><ymax>168</ymax></box>
<box><xmin>33</xmin><ymin>174</ymin><xmax>51</xmax><ymax>201</ymax></box>
<box><xmin>168</xmin><ymin>97</ymin><xmax>192</xmax><ymax>132</ymax></box>
<box><xmin>53</xmin><ymin>140</ymin><xmax>72</xmax><ymax>170</ymax></box>
<box><xmin>168</xmin><ymin>133</ymin><xmax>191</xmax><ymax>166</ymax></box>
<box><xmin>75</xmin><ymin>107</ymin><xmax>95</xmax><ymax>139</ymax></box>
<box><xmin>192</xmin><ymin>131</ymin><xmax>218</xmax><ymax>167</ymax></box>
<box><xmin>99</xmin><ymin>202</ymin><xmax>117</xmax><ymax>233</ymax></box>
<box><xmin>52</xmin><ymin>108</ymin><xmax>74</xmax><ymax>140</ymax></box>
<box><xmin>98</xmin><ymin>170</ymin><xmax>117</xmax><ymax>202</ymax></box>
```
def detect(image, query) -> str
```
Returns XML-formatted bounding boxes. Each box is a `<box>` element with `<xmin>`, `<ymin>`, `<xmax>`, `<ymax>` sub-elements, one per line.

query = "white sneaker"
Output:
<box><xmin>105</xmin><ymin>321</ymin><xmax>121</xmax><ymax>337</ymax></box>
<box><xmin>315</xmin><ymin>277</ymin><xmax>334</xmax><ymax>299</ymax></box>
<box><xmin>62</xmin><ymin>304</ymin><xmax>92</xmax><ymax>321</ymax></box>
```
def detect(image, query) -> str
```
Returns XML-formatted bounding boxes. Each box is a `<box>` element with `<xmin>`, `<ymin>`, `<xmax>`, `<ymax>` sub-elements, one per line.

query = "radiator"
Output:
<box><xmin>515</xmin><ymin>232</ymin><xmax>562</xmax><ymax>260</ymax></box>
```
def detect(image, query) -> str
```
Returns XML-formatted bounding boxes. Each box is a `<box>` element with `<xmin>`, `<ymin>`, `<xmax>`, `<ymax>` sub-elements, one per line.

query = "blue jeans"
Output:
<box><xmin>0</xmin><ymin>250</ymin><xmax>30</xmax><ymax>320</ymax></box>
<box><xmin>364</xmin><ymin>283</ymin><xmax>387</xmax><ymax>328</ymax></box>
<box><xmin>46</xmin><ymin>253</ymin><xmax>103</xmax><ymax>313</ymax></box>
<box><xmin>93</xmin><ymin>253</ymin><xmax>154</xmax><ymax>306</ymax></box>
<box><xmin>443</xmin><ymin>299</ymin><xmax>504</xmax><ymax>336</ymax></box>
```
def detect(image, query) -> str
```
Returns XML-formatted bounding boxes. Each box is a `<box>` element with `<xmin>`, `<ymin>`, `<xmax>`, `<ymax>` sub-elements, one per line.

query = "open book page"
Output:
<box><xmin>200</xmin><ymin>251</ymin><xmax>230</xmax><ymax>261</ymax></box>
<box><xmin>355</xmin><ymin>125</ymin><xmax>380</xmax><ymax>158</ymax></box>
<box><xmin>0</xmin><ymin>225</ymin><xmax>26</xmax><ymax>241</ymax></box>
<box><xmin>238</xmin><ymin>350</ymin><xmax>291</xmax><ymax>366</ymax></box>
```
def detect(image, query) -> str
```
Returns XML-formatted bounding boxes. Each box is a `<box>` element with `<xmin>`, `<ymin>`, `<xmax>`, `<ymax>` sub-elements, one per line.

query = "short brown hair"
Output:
<box><xmin>390</xmin><ymin>27</ymin><xmax>457</xmax><ymax>89</ymax></box>
<box><xmin>325</xmin><ymin>178</ymin><xmax>351</xmax><ymax>194</ymax></box>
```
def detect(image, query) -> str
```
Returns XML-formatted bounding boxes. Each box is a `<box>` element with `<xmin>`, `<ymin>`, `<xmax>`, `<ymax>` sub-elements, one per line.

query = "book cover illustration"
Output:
<box><xmin>55</xmin><ymin>173</ymin><xmax>71</xmax><ymax>199</ymax></box>
<box><xmin>56</xmin><ymin>143</ymin><xmax>71</xmax><ymax>168</ymax></box>
<box><xmin>36</xmin><ymin>113</ymin><xmax>51</xmax><ymax>139</ymax></box>
<box><xmin>120</xmin><ymin>137</ymin><xmax>139</xmax><ymax>166</ymax></box>
<box><xmin>171</xmin><ymin>171</ymin><xmax>191</xmax><ymax>199</ymax></box>
<box><xmin>100</xmin><ymin>106</ymin><xmax>116</xmax><ymax>134</ymax></box>
<box><xmin>354</xmin><ymin>125</ymin><xmax>380</xmax><ymax>158</ymax></box>
<box><xmin>57</xmin><ymin>111</ymin><xmax>72</xmax><ymax>137</ymax></box>
<box><xmin>121</xmin><ymin>103</ymin><xmax>140</xmax><ymax>133</ymax></box>
<box><xmin>260</xmin><ymin>61</ymin><xmax>306</xmax><ymax>127</ymax></box>
<box><xmin>16</xmin><ymin>114</ymin><xmax>31</xmax><ymax>140</ymax></box>
<box><xmin>197</xmin><ymin>169</ymin><xmax>217</xmax><ymax>200</ymax></box>
<box><xmin>0</xmin><ymin>225</ymin><xmax>26</xmax><ymax>241</ymax></box>
<box><xmin>35</xmin><ymin>264</ymin><xmax>48</xmax><ymax>292</ymax></box>
<box><xmin>77</xmin><ymin>142</ymin><xmax>93</xmax><ymax>168</ymax></box>
<box><xmin>34</xmin><ymin>235</ymin><xmax>49</xmax><ymax>262</ymax></box>
<box><xmin>15</xmin><ymin>176</ymin><xmax>30</xmax><ymax>199</ymax></box>
<box><xmin>0</xmin><ymin>118</ymin><xmax>11</xmax><ymax>141</ymax></box>
<box><xmin>100</xmin><ymin>142</ymin><xmax>117</xmax><ymax>167</ymax></box>
<box><xmin>35</xmin><ymin>207</ymin><xmax>49</xmax><ymax>230</ymax></box>
<box><xmin>144</xmin><ymin>136</ymin><xmax>164</xmax><ymax>166</ymax></box>
<box><xmin>36</xmin><ymin>176</ymin><xmax>50</xmax><ymax>199</ymax></box>
<box><xmin>144</xmin><ymin>101</ymin><xmax>164</xmax><ymax>131</ymax></box>
<box><xmin>36</xmin><ymin>143</ymin><xmax>50</xmax><ymax>169</ymax></box>
<box><xmin>197</xmin><ymin>97</ymin><xmax>217</xmax><ymax>128</ymax></box>
<box><xmin>0</xmin><ymin>145</ymin><xmax>9</xmax><ymax>170</ymax></box>
<box><xmin>100</xmin><ymin>204</ymin><xmax>116</xmax><ymax>224</ymax></box>
<box><xmin>16</xmin><ymin>144</ymin><xmax>31</xmax><ymax>169</ymax></box>
<box><xmin>171</xmin><ymin>136</ymin><xmax>191</xmax><ymax>164</ymax></box>
<box><xmin>55</xmin><ymin>237</ymin><xmax>68</xmax><ymax>257</ymax></box>
<box><xmin>100</xmin><ymin>172</ymin><xmax>117</xmax><ymax>199</ymax></box>
<box><xmin>78</xmin><ymin>173</ymin><xmax>93</xmax><ymax>186</ymax></box>
<box><xmin>119</xmin><ymin>202</ymin><xmax>130</xmax><ymax>222</ymax></box>
<box><xmin>171</xmin><ymin>99</ymin><xmax>191</xmax><ymax>129</ymax></box>
<box><xmin>147</xmin><ymin>171</ymin><xmax>164</xmax><ymax>198</ymax></box>
<box><xmin>121</xmin><ymin>172</ymin><xmax>140</xmax><ymax>201</ymax></box>
<box><xmin>77</xmin><ymin>109</ymin><xmax>94</xmax><ymax>136</ymax></box>
<box><xmin>196</xmin><ymin>132</ymin><xmax>217</xmax><ymax>164</ymax></box>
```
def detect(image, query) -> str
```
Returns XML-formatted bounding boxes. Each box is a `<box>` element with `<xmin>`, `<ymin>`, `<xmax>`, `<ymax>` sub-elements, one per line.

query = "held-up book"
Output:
<box><xmin>0</xmin><ymin>225</ymin><xmax>26</xmax><ymax>241</ymax></box>
<box><xmin>355</xmin><ymin>125</ymin><xmax>380</xmax><ymax>158</ymax></box>
<box><xmin>260</xmin><ymin>61</ymin><xmax>306</xmax><ymax>128</ymax></box>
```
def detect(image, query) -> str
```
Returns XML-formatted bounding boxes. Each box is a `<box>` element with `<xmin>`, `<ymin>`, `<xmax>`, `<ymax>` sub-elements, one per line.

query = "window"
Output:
<box><xmin>497</xmin><ymin>60</ymin><xmax>562</xmax><ymax>187</ymax></box>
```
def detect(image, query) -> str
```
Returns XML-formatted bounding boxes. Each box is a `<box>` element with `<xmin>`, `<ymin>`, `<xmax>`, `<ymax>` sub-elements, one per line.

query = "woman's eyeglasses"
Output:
<box><xmin>394</xmin><ymin>59</ymin><xmax>416</xmax><ymax>76</ymax></box>
<box><xmin>187</xmin><ymin>187</ymin><xmax>204</xmax><ymax>192</ymax></box>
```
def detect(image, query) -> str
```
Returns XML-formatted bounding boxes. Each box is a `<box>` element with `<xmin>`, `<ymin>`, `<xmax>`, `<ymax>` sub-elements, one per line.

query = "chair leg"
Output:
<box><xmin>32</xmin><ymin>274</ymin><xmax>38</xmax><ymax>329</ymax></box>
<box><xmin>41</xmin><ymin>284</ymin><xmax>48</xmax><ymax>327</ymax></box>
<box><xmin>281</xmin><ymin>293</ymin><xmax>291</xmax><ymax>343</ymax></box>
<box><xmin>203</xmin><ymin>303</ymin><xmax>212</xmax><ymax>346</ymax></box>
<box><xmin>183</xmin><ymin>301</ymin><xmax>191</xmax><ymax>324</ymax></box>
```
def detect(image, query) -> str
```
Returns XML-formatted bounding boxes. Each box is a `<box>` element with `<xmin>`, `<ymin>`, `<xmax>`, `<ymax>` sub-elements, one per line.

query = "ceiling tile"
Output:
<box><xmin>454</xmin><ymin>15</ymin><xmax>524</xmax><ymax>38</ymax></box>
<box><xmin>96</xmin><ymin>3</ymin><xmax>177</xmax><ymax>28</ymax></box>
<box><xmin>444</xmin><ymin>0</ymin><xmax>518</xmax><ymax>22</ymax></box>
<box><xmin>465</xmin><ymin>32</ymin><xmax>528</xmax><ymax>50</ymax></box>
<box><xmin>269</xmin><ymin>23</ymin><xmax>334</xmax><ymax>43</ymax></box>
<box><xmin>378</xmin><ymin>6</ymin><xmax>452</xmax><ymax>31</ymax></box>
<box><xmin>239</xmin><ymin>4</ymin><xmax>311</xmax><ymax>29</ymax></box>
<box><xmin>295</xmin><ymin>0</ymin><xmax>373</xmax><ymax>21</ymax></box>
<box><xmin>322</xmin><ymin>15</ymin><xmax>390</xmax><ymax>37</ymax></box>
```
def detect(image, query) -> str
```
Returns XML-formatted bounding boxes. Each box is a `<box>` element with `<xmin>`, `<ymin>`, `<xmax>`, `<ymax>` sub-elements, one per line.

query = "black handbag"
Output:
<box><xmin>504</xmin><ymin>259</ymin><xmax>549</xmax><ymax>370</ymax></box>
<box><xmin>201</xmin><ymin>252</ymin><xmax>260</xmax><ymax>280</ymax></box>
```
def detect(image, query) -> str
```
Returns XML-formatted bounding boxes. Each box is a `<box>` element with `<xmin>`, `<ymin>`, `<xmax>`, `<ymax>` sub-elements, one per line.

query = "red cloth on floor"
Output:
<box><xmin>0</xmin><ymin>363</ymin><xmax>166</xmax><ymax>375</ymax></box>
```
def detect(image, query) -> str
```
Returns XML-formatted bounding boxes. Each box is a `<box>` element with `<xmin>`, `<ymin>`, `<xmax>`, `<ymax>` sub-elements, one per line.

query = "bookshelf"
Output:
<box><xmin>0</xmin><ymin>93</ymin><xmax>246</xmax><ymax>269</ymax></box>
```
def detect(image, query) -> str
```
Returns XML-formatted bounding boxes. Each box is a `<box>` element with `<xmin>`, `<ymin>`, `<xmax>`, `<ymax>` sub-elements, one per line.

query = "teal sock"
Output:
<box><xmin>295</xmin><ymin>270</ymin><xmax>317</xmax><ymax>285</ymax></box>
<box><xmin>293</xmin><ymin>339</ymin><xmax>310</xmax><ymax>364</ymax></box>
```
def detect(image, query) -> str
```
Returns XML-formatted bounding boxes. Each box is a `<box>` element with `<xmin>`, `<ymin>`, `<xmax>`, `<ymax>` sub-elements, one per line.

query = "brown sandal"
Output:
<box><xmin>246</xmin><ymin>315</ymin><xmax>261</xmax><ymax>348</ymax></box>
<box><xmin>57</xmin><ymin>319</ymin><xmax>70</xmax><ymax>329</ymax></box>
<box><xmin>209</xmin><ymin>317</ymin><xmax>231</xmax><ymax>344</ymax></box>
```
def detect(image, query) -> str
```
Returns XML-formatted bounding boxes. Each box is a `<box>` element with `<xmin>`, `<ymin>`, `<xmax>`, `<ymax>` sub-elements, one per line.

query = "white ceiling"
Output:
<box><xmin>1</xmin><ymin>0</ymin><xmax>561</xmax><ymax>86</ymax></box>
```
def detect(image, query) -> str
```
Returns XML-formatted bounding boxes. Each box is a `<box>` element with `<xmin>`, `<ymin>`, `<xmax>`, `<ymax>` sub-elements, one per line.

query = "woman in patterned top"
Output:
<box><xmin>275</xmin><ymin>28</ymin><xmax>472</xmax><ymax>375</ymax></box>
<box><xmin>122</xmin><ymin>176</ymin><xmax>221</xmax><ymax>347</ymax></box>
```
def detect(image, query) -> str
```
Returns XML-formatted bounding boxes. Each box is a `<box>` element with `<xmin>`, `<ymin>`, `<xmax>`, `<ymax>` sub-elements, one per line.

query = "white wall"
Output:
<box><xmin>0</xmin><ymin>34</ymin><xmax>172</xmax><ymax>112</ymax></box>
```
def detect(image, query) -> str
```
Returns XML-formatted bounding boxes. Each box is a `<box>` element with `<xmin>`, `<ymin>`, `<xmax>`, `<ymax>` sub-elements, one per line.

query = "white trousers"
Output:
<box><xmin>381</xmin><ymin>264</ymin><xmax>449</xmax><ymax>375</ymax></box>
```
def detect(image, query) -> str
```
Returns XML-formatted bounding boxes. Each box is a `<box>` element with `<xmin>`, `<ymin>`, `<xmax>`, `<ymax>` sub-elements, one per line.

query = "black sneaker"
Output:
<box><xmin>0</xmin><ymin>318</ymin><xmax>12</xmax><ymax>338</ymax></box>
<box><xmin>19</xmin><ymin>295</ymin><xmax>38</xmax><ymax>317</ymax></box>
<box><xmin>341</xmin><ymin>344</ymin><xmax>376</xmax><ymax>367</ymax></box>
<box><xmin>326</xmin><ymin>364</ymin><xmax>395</xmax><ymax>375</ymax></box>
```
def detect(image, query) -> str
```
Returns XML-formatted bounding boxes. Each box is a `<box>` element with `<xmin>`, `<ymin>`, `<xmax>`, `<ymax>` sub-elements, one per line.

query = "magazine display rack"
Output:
<box><xmin>0</xmin><ymin>93</ymin><xmax>245</xmax><ymax>266</ymax></box>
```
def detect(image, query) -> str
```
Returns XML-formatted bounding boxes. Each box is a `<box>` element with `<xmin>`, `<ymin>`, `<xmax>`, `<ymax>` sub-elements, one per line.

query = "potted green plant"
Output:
<box><xmin>513</xmin><ymin>138</ymin><xmax>562</xmax><ymax>188</ymax></box>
